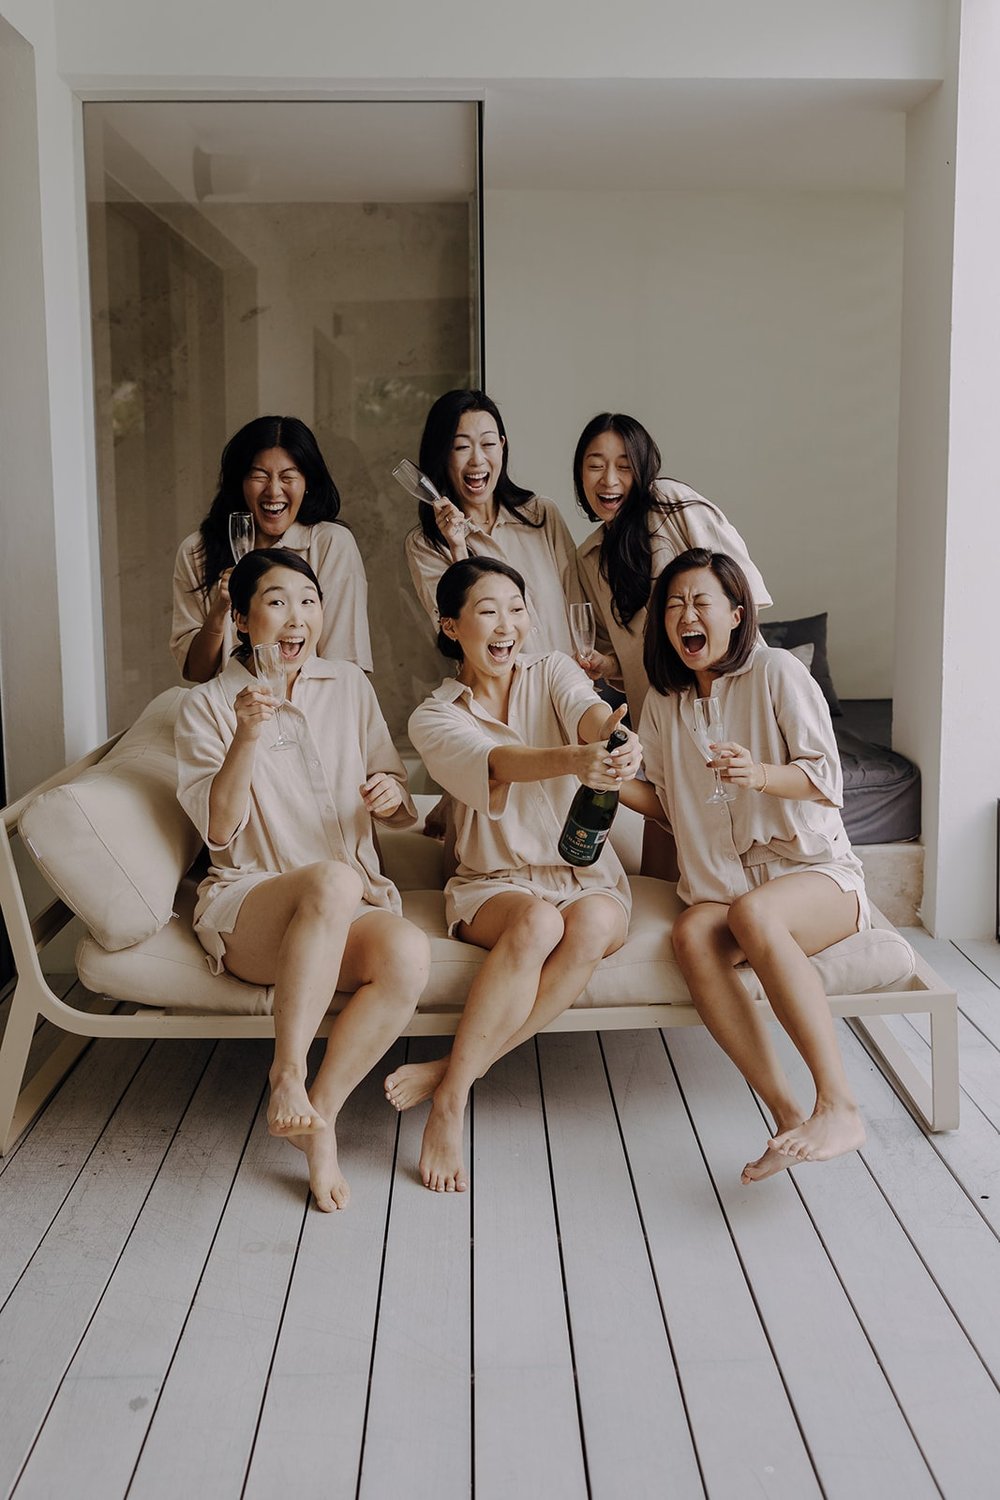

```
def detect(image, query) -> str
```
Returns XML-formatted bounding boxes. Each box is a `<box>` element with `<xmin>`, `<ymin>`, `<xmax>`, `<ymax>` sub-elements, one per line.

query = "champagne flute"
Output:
<box><xmin>391</xmin><ymin>459</ymin><xmax>471</xmax><ymax>535</ymax></box>
<box><xmin>693</xmin><ymin>696</ymin><xmax>736</xmax><ymax>804</ymax></box>
<box><xmin>252</xmin><ymin>643</ymin><xmax>293</xmax><ymax>750</ymax></box>
<box><xmin>569</xmin><ymin>602</ymin><xmax>596</xmax><ymax>660</ymax></box>
<box><xmin>229</xmin><ymin>511</ymin><xmax>255</xmax><ymax>563</ymax></box>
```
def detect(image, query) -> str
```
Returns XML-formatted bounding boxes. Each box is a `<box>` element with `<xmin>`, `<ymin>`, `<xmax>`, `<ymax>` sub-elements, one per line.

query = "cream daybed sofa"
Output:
<box><xmin>0</xmin><ymin>688</ymin><xmax>959</xmax><ymax>1155</ymax></box>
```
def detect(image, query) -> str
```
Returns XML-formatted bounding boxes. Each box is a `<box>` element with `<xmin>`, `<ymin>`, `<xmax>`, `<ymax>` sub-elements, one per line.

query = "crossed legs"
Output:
<box><xmin>222</xmin><ymin>861</ymin><xmax>429</xmax><ymax>1210</ymax></box>
<box><xmin>388</xmin><ymin>890</ymin><xmax>627</xmax><ymax>1193</ymax></box>
<box><xmin>670</xmin><ymin>872</ymin><xmax>865</xmax><ymax>1183</ymax></box>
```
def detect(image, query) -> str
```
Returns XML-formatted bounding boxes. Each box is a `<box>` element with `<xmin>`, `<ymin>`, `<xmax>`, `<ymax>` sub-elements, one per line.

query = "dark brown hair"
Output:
<box><xmin>415</xmin><ymin>389</ymin><xmax>540</xmax><ymax>554</ymax></box>
<box><xmin>229</xmin><ymin>548</ymin><xmax>323</xmax><ymax>659</ymax></box>
<box><xmin>435</xmin><ymin>557</ymin><xmax>527</xmax><ymax>661</ymax></box>
<box><xmin>643</xmin><ymin>548</ymin><xmax>757</xmax><ymax>695</ymax></box>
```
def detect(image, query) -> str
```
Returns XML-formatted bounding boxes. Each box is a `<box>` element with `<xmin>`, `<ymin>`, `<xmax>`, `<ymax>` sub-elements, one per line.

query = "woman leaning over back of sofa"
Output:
<box><xmin>174</xmin><ymin>548</ymin><xmax>428</xmax><ymax>1212</ymax></box>
<box><xmin>171</xmin><ymin>415</ymin><xmax>372</xmax><ymax>682</ymax></box>
<box><xmin>391</xmin><ymin>556</ymin><xmax>641</xmax><ymax>1194</ymax></box>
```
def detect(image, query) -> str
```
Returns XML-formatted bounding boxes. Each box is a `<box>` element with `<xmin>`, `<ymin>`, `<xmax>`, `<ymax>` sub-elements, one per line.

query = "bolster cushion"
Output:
<box><xmin>19</xmin><ymin>687</ymin><xmax>200</xmax><ymax>952</ymax></box>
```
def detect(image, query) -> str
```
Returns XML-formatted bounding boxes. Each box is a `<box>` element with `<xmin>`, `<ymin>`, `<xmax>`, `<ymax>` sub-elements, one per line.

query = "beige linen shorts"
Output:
<box><xmin>444</xmin><ymin>865</ymin><xmax>631</xmax><ymax>937</ymax></box>
<box><xmin>741</xmin><ymin>847</ymin><xmax>871</xmax><ymax>933</ymax></box>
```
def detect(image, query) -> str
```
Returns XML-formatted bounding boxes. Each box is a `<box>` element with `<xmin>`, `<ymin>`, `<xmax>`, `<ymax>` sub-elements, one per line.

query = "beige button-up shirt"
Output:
<box><xmin>404</xmin><ymin>495</ymin><xmax>583</xmax><ymax>655</ymax></box>
<box><xmin>408</xmin><ymin>651</ymin><xmax>630</xmax><ymax>909</ymax></box>
<box><xmin>175</xmin><ymin>656</ymin><xmax>414</xmax><ymax>917</ymax></box>
<box><xmin>170</xmin><ymin>520</ymin><xmax>373</xmax><ymax>678</ymax></box>
<box><xmin>639</xmin><ymin>642</ymin><xmax>852</xmax><ymax>906</ymax></box>
<box><xmin>576</xmin><ymin>481</ymin><xmax>771</xmax><ymax>721</ymax></box>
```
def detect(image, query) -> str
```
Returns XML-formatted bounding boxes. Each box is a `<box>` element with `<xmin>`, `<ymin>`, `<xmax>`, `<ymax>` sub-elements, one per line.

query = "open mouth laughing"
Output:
<box><xmin>680</xmin><ymin>629</ymin><xmax>707</xmax><ymax>658</ymax></box>
<box><xmin>487</xmin><ymin>637</ymin><xmax>515</xmax><ymax>662</ymax></box>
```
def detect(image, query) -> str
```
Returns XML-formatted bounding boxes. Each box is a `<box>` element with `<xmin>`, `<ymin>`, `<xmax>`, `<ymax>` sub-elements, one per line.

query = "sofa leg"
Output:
<box><xmin>0</xmin><ymin>985</ymin><xmax>41</xmax><ymax>1156</ymax></box>
<box><xmin>848</xmin><ymin>1005</ymin><xmax>960</xmax><ymax>1133</ymax></box>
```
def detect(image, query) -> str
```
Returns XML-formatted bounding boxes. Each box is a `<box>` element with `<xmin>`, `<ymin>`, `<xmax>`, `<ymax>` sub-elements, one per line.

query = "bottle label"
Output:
<box><xmin>558</xmin><ymin>819</ymin><xmax>611</xmax><ymax>867</ymax></box>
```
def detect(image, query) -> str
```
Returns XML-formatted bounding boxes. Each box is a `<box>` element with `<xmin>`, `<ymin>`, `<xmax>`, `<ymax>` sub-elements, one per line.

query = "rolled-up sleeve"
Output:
<box><xmin>545</xmin><ymin>652</ymin><xmax>606</xmax><ymax>743</ymax></box>
<box><xmin>174</xmin><ymin>689</ymin><xmax>251</xmax><ymax>850</ymax></box>
<box><xmin>170</xmin><ymin>536</ymin><xmax>208</xmax><ymax>677</ymax></box>
<box><xmin>680</xmin><ymin>500</ymin><xmax>772</xmax><ymax>610</ymax></box>
<box><xmin>766</xmin><ymin>653</ymin><xmax>842</xmax><ymax>805</ymax></box>
<box><xmin>409</xmin><ymin>699</ymin><xmax>507</xmax><ymax>819</ymax></box>
<box><xmin>313</xmin><ymin>526</ymin><xmax>373</xmax><ymax>671</ymax></box>
<box><xmin>637</xmin><ymin>693</ymin><xmax>674</xmax><ymax>831</ymax></box>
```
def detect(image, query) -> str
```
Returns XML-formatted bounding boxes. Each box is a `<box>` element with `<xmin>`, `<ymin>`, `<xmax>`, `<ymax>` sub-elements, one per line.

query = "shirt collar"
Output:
<box><xmin>276</xmin><ymin>520</ymin><xmax>311</xmax><ymax>549</ymax></box>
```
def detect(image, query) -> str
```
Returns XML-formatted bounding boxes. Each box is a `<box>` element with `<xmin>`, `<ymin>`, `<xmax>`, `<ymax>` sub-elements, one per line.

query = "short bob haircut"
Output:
<box><xmin>197</xmin><ymin>416</ymin><xmax>342</xmax><ymax>597</ymax></box>
<box><xmin>416</xmin><ymin>390</ymin><xmax>539</xmax><ymax>553</ymax></box>
<box><xmin>643</xmin><ymin>548</ymin><xmax>758</xmax><ymax>696</ymax></box>
<box><xmin>228</xmin><ymin>547</ymin><xmax>323</xmax><ymax>659</ymax></box>
<box><xmin>434</xmin><ymin>556</ymin><xmax>527</xmax><ymax>662</ymax></box>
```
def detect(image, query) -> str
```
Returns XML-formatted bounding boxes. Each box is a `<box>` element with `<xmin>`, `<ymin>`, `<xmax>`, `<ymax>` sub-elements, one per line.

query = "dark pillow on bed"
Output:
<box><xmin>759</xmin><ymin>612</ymin><xmax>842</xmax><ymax>716</ymax></box>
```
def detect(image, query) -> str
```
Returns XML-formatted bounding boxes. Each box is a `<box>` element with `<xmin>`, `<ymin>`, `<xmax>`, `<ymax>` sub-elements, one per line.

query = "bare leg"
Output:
<box><xmin>416</xmin><ymin>893</ymin><xmax>628</xmax><ymax>1192</ymax></box>
<box><xmin>727</xmin><ymin>875</ymin><xmax>865</xmax><ymax>1168</ymax></box>
<box><xmin>384</xmin><ymin>894</ymin><xmax>628</xmax><ymax>1113</ymax></box>
<box><xmin>289</xmin><ymin>911</ymin><xmax>429</xmax><ymax>1210</ymax></box>
<box><xmin>223</xmin><ymin>863</ymin><xmax>363</xmax><ymax>1137</ymax></box>
<box><xmin>672</xmin><ymin>901</ymin><xmax>806</xmax><ymax>1174</ymax></box>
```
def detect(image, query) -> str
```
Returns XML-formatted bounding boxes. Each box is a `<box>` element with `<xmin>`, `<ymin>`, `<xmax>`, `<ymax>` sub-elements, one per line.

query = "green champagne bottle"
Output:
<box><xmin>558</xmin><ymin>727</ymin><xmax>629</xmax><ymax>867</ymax></box>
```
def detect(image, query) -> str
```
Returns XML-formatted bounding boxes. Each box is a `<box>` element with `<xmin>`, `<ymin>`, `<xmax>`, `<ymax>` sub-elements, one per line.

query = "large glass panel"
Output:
<box><xmin>84</xmin><ymin>101</ymin><xmax>479</xmax><ymax>739</ymax></box>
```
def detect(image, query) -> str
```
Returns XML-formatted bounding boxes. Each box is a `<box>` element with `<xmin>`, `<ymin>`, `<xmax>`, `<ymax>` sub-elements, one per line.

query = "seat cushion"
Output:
<box><xmin>20</xmin><ymin>688</ymin><xmax>200</xmax><ymax>952</ymax></box>
<box><xmin>77</xmin><ymin>874</ymin><xmax>915</xmax><ymax>1019</ymax></box>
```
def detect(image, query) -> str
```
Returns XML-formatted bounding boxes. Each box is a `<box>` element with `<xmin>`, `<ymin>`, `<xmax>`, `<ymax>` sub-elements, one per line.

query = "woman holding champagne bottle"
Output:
<box><xmin>174</xmin><ymin>548</ymin><xmax>428</xmax><ymax>1211</ymax></box>
<box><xmin>394</xmin><ymin>557</ymin><xmax>641</xmax><ymax>1193</ymax></box>
<box><xmin>171</xmin><ymin>415</ymin><xmax>371</xmax><ymax>681</ymax></box>
<box><xmin>621</xmin><ymin>548</ymin><xmax>867</xmax><ymax>1184</ymax></box>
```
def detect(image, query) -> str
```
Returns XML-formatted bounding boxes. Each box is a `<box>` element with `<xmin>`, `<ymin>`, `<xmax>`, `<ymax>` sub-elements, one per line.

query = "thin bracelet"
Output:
<box><xmin>758</xmin><ymin>762</ymin><xmax>769</xmax><ymax>793</ymax></box>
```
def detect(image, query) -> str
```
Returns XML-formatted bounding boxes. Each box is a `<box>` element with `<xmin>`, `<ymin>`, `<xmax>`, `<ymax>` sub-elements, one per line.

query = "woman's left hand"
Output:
<box><xmin>712</xmin><ymin>741</ymin><xmax>760</xmax><ymax>788</ymax></box>
<box><xmin>360</xmin><ymin>773</ymin><xmax>404</xmax><ymax>819</ymax></box>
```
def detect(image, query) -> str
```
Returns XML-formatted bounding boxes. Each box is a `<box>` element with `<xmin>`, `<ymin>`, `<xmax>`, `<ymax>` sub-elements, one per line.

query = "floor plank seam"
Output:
<box><xmin>122</xmin><ymin>1063</ymin><xmax>268</xmax><ymax>1496</ymax></box>
<box><xmin>533</xmin><ymin>1036</ymin><xmax>594</xmax><ymax>1500</ymax></box>
<box><xmin>8</xmin><ymin>1039</ymin><xmax>221</xmax><ymax>1499</ymax></box>
<box><xmin>354</xmin><ymin>1050</ymin><xmax>405</xmax><ymax>1500</ymax></box>
<box><xmin>657</xmin><ymin>1028</ymin><xmax>834</xmax><ymax>1498</ymax></box>
<box><xmin>596</xmin><ymin>1031</ymin><xmax>708</xmax><ymax>1500</ymax></box>
<box><xmin>0</xmin><ymin>1039</ymin><xmax>157</xmax><ymax>1309</ymax></box>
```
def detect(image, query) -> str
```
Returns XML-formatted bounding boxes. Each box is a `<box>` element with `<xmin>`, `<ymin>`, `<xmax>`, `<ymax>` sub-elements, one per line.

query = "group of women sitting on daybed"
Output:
<box><xmin>171</xmin><ymin>395</ymin><xmax>867</xmax><ymax>1213</ymax></box>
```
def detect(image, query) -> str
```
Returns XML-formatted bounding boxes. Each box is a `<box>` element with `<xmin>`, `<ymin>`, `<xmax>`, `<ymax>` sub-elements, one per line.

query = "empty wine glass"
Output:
<box><xmin>391</xmin><ymin>459</ymin><xmax>470</xmax><ymax>535</ymax></box>
<box><xmin>252</xmin><ymin>643</ymin><xmax>293</xmax><ymax>750</ymax></box>
<box><xmin>229</xmin><ymin>511</ymin><xmax>255</xmax><ymax>563</ymax></box>
<box><xmin>569</xmin><ymin>602</ymin><xmax>596</xmax><ymax>659</ymax></box>
<box><xmin>693</xmin><ymin>696</ymin><xmax>736</xmax><ymax>804</ymax></box>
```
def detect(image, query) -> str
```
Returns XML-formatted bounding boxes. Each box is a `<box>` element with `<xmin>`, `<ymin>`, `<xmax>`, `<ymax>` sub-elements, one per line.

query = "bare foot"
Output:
<box><xmin>742</xmin><ymin>1143</ymin><xmax>798</xmax><ymax>1184</ymax></box>
<box><xmin>268</xmin><ymin>1066</ymin><xmax>326</xmax><ymax>1138</ymax></box>
<box><xmin>770</xmin><ymin>1102</ymin><xmax>865</xmax><ymax>1164</ymax></box>
<box><xmin>384</xmin><ymin>1057</ymin><xmax>448</xmax><ymax>1112</ymax></box>
<box><xmin>288</xmin><ymin>1126</ymin><xmax>350</xmax><ymax>1211</ymax></box>
<box><xmin>419</xmin><ymin>1098</ymin><xmax>468</xmax><ymax>1192</ymax></box>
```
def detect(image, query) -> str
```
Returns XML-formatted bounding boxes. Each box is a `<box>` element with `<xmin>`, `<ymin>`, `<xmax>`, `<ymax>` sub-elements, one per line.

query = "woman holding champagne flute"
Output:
<box><xmin>404</xmin><ymin>390</ymin><xmax>583</xmax><ymax>654</ymax></box>
<box><xmin>621</xmin><ymin>548</ymin><xmax>868</xmax><ymax>1183</ymax></box>
<box><xmin>572</xmin><ymin>411</ymin><xmax>771</xmax><ymax>875</ymax></box>
<box><xmin>171</xmin><ymin>415</ymin><xmax>372</xmax><ymax>681</ymax></box>
<box><xmin>174</xmin><ymin>548</ymin><xmax>428</xmax><ymax>1211</ymax></box>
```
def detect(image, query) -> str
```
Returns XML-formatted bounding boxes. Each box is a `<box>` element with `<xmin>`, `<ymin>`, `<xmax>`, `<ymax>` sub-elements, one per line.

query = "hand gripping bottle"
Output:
<box><xmin>557</xmin><ymin>727</ymin><xmax>629</xmax><ymax>867</ymax></box>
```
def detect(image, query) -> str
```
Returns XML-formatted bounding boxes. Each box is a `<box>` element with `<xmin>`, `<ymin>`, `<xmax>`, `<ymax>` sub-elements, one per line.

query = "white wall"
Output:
<box><xmin>52</xmin><ymin>0</ymin><xmax>945</xmax><ymax>88</ymax></box>
<box><xmin>485</xmin><ymin>187</ymin><xmax>903</xmax><ymax>698</ymax></box>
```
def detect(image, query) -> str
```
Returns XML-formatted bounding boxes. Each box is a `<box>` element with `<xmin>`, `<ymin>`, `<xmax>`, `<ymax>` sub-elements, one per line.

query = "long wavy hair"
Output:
<box><xmin>415</xmin><ymin>390</ymin><xmax>540</xmax><ymax>554</ymax></box>
<box><xmin>573</xmin><ymin>412</ymin><xmax>690</xmax><ymax>630</ymax></box>
<box><xmin>195</xmin><ymin>416</ymin><xmax>342</xmax><ymax>599</ymax></box>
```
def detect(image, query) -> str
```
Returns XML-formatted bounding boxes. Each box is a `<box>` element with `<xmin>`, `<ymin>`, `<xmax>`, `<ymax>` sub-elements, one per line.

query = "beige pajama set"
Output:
<box><xmin>405</xmin><ymin>495</ymin><xmax>583</xmax><ymax>655</ymax></box>
<box><xmin>175</xmin><ymin>656</ymin><xmax>416</xmax><ymax>973</ymax></box>
<box><xmin>638</xmin><ymin>642</ymin><xmax>869</xmax><ymax>924</ymax></box>
<box><xmin>576</xmin><ymin>481</ymin><xmax>772</xmax><ymax>722</ymax></box>
<box><xmin>408</xmin><ymin>652</ymin><xmax>632</xmax><ymax>934</ymax></box>
<box><xmin>170</xmin><ymin>519</ymin><xmax>373</xmax><ymax>678</ymax></box>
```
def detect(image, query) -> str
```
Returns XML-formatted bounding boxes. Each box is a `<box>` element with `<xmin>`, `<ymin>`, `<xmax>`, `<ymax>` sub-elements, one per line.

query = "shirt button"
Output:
<box><xmin>309</xmin><ymin>758</ymin><xmax>320</xmax><ymax>768</ymax></box>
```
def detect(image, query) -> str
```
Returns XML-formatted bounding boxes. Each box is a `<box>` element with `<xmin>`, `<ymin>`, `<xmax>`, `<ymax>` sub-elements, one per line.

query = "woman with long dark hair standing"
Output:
<box><xmin>404</xmin><ymin>389</ymin><xmax>582</xmax><ymax>655</ymax></box>
<box><xmin>171</xmin><ymin>415</ymin><xmax>372</xmax><ymax>681</ymax></box>
<box><xmin>573</xmin><ymin>412</ymin><xmax>770</xmax><ymax>723</ymax></box>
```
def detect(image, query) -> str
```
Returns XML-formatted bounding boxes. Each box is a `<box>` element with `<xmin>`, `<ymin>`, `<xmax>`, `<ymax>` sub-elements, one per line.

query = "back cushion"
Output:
<box><xmin>19</xmin><ymin>687</ymin><xmax>200</xmax><ymax>952</ymax></box>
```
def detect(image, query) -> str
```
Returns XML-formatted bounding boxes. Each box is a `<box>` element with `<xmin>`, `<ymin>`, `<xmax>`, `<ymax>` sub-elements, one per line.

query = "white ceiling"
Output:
<box><xmin>87</xmin><ymin>79</ymin><xmax>936</xmax><ymax>206</ymax></box>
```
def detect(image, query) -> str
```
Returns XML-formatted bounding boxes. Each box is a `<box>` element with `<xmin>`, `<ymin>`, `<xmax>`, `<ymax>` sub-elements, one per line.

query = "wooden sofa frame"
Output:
<box><xmin>0</xmin><ymin>731</ymin><xmax>960</xmax><ymax>1156</ymax></box>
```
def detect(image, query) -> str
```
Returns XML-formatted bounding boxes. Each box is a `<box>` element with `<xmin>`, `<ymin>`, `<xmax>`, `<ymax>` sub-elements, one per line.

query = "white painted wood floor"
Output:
<box><xmin>2</xmin><ymin>929</ymin><xmax>1000</xmax><ymax>1500</ymax></box>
